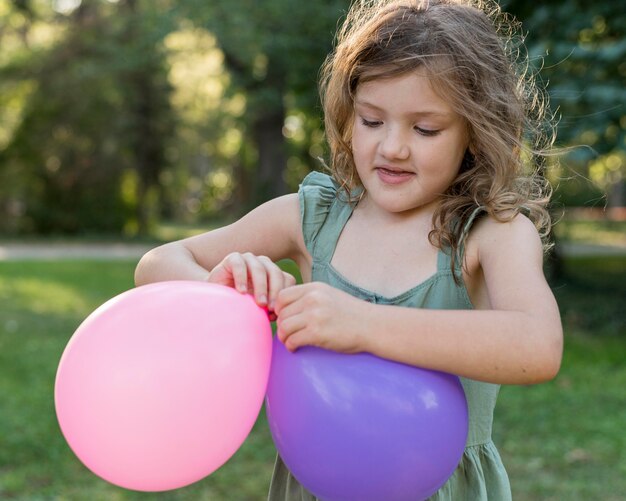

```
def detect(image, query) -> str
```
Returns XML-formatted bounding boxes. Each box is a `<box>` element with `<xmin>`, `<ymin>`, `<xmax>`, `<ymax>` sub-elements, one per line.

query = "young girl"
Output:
<box><xmin>135</xmin><ymin>0</ymin><xmax>563</xmax><ymax>498</ymax></box>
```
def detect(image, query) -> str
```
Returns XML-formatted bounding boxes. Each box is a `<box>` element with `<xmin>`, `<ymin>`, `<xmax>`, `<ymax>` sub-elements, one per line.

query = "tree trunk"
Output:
<box><xmin>251</xmin><ymin>104</ymin><xmax>287</xmax><ymax>206</ymax></box>
<box><xmin>122</xmin><ymin>0</ymin><xmax>167</xmax><ymax>234</ymax></box>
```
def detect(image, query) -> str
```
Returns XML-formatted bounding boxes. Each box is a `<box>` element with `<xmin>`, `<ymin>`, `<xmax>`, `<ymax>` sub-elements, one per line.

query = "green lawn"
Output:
<box><xmin>553</xmin><ymin>217</ymin><xmax>626</xmax><ymax>248</ymax></box>
<box><xmin>0</xmin><ymin>261</ymin><xmax>276</xmax><ymax>500</ymax></box>
<box><xmin>0</xmin><ymin>256</ymin><xmax>624</xmax><ymax>500</ymax></box>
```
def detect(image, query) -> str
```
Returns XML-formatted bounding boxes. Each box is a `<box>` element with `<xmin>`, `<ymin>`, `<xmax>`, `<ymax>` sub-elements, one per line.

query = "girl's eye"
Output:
<box><xmin>361</xmin><ymin>118</ymin><xmax>382</xmax><ymax>128</ymax></box>
<box><xmin>415</xmin><ymin>127</ymin><xmax>440</xmax><ymax>136</ymax></box>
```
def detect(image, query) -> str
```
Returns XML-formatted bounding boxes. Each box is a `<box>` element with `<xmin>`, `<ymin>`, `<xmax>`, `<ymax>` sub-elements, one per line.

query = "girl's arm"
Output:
<box><xmin>275</xmin><ymin>214</ymin><xmax>563</xmax><ymax>385</ymax></box>
<box><xmin>134</xmin><ymin>193</ymin><xmax>308</xmax><ymax>309</ymax></box>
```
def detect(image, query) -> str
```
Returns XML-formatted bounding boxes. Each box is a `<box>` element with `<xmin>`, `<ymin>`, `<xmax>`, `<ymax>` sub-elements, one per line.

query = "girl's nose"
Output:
<box><xmin>379</xmin><ymin>127</ymin><xmax>410</xmax><ymax>160</ymax></box>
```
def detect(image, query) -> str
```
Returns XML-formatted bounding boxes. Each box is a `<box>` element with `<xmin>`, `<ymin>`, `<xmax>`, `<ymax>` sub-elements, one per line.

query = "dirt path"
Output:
<box><xmin>0</xmin><ymin>242</ymin><xmax>153</xmax><ymax>261</ymax></box>
<box><xmin>0</xmin><ymin>241</ymin><xmax>624</xmax><ymax>261</ymax></box>
<box><xmin>556</xmin><ymin>242</ymin><xmax>626</xmax><ymax>257</ymax></box>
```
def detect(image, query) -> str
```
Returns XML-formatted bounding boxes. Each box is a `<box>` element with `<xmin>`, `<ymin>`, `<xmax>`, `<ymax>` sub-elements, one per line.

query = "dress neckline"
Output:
<box><xmin>322</xmin><ymin>191</ymin><xmax>455</xmax><ymax>303</ymax></box>
<box><xmin>322</xmin><ymin>258</ymin><xmax>452</xmax><ymax>304</ymax></box>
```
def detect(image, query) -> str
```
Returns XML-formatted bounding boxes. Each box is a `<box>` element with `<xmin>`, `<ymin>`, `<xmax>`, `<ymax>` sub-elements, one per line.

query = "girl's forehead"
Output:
<box><xmin>354</xmin><ymin>60</ymin><xmax>455</xmax><ymax>94</ymax></box>
<box><xmin>354</xmin><ymin>70</ymin><xmax>454</xmax><ymax>114</ymax></box>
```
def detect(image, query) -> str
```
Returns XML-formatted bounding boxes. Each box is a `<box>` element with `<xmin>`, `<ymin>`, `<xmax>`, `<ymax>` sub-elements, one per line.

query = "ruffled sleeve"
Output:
<box><xmin>298</xmin><ymin>171</ymin><xmax>341</xmax><ymax>261</ymax></box>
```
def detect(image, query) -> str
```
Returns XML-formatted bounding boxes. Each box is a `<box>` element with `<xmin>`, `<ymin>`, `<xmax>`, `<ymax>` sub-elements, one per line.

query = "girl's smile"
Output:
<box><xmin>351</xmin><ymin>69</ymin><xmax>470</xmax><ymax>216</ymax></box>
<box><xmin>375</xmin><ymin>165</ymin><xmax>416</xmax><ymax>185</ymax></box>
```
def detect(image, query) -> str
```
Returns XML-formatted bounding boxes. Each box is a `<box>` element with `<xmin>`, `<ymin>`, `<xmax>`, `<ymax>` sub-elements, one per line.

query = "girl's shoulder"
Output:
<box><xmin>463</xmin><ymin>212</ymin><xmax>548</xmax><ymax>310</ymax></box>
<box><xmin>299</xmin><ymin>170</ymin><xmax>362</xmax><ymax>203</ymax></box>
<box><xmin>299</xmin><ymin>171</ymin><xmax>339</xmax><ymax>212</ymax></box>
<box><xmin>298</xmin><ymin>171</ymin><xmax>358</xmax><ymax>252</ymax></box>
<box><xmin>470</xmin><ymin>211</ymin><xmax>541</xmax><ymax>244</ymax></box>
<box><xmin>465</xmin><ymin>212</ymin><xmax>544</xmax><ymax>274</ymax></box>
<box><xmin>467</xmin><ymin>214</ymin><xmax>543</xmax><ymax>257</ymax></box>
<box><xmin>300</xmin><ymin>170</ymin><xmax>337</xmax><ymax>190</ymax></box>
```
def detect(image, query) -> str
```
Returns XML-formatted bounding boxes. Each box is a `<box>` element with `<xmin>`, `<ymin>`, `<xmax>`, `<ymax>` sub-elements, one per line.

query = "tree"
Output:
<box><xmin>117</xmin><ymin>0</ymin><xmax>177</xmax><ymax>233</ymax></box>
<box><xmin>178</xmin><ymin>0</ymin><xmax>349</xmax><ymax>209</ymax></box>
<box><xmin>504</xmin><ymin>0</ymin><xmax>626</xmax><ymax>207</ymax></box>
<box><xmin>0</xmin><ymin>0</ymin><xmax>175</xmax><ymax>234</ymax></box>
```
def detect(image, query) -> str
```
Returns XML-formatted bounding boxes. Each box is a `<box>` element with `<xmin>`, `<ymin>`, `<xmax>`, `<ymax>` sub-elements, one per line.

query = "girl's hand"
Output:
<box><xmin>207</xmin><ymin>252</ymin><xmax>296</xmax><ymax>313</ymax></box>
<box><xmin>274</xmin><ymin>282</ymin><xmax>370</xmax><ymax>353</ymax></box>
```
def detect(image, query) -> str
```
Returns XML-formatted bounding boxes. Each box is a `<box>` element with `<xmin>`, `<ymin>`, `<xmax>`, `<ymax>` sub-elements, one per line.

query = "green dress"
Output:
<box><xmin>268</xmin><ymin>172</ymin><xmax>512</xmax><ymax>501</ymax></box>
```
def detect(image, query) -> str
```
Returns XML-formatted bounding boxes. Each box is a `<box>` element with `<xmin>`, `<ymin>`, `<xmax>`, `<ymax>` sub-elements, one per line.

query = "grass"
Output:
<box><xmin>0</xmin><ymin>255</ymin><xmax>624</xmax><ymax>500</ymax></box>
<box><xmin>498</xmin><ymin>255</ymin><xmax>626</xmax><ymax>501</ymax></box>
<box><xmin>553</xmin><ymin>217</ymin><xmax>626</xmax><ymax>247</ymax></box>
<box><xmin>497</xmin><ymin>334</ymin><xmax>626</xmax><ymax>500</ymax></box>
<box><xmin>0</xmin><ymin>261</ymin><xmax>276</xmax><ymax>500</ymax></box>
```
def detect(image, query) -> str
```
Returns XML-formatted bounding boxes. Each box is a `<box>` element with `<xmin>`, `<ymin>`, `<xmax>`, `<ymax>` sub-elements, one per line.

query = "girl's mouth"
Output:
<box><xmin>376</xmin><ymin>167</ymin><xmax>415</xmax><ymax>185</ymax></box>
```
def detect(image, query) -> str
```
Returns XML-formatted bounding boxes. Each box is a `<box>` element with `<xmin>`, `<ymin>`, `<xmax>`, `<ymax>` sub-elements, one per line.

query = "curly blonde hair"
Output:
<box><xmin>319</xmin><ymin>0</ymin><xmax>556</xmax><ymax>275</ymax></box>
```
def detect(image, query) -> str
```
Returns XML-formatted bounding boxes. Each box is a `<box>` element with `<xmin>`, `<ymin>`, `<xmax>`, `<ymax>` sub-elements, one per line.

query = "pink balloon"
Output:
<box><xmin>55</xmin><ymin>281</ymin><xmax>272</xmax><ymax>492</ymax></box>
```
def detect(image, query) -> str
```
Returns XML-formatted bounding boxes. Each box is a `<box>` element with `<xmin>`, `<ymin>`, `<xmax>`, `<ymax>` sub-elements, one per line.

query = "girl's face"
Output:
<box><xmin>351</xmin><ymin>69</ymin><xmax>469</xmax><ymax>216</ymax></box>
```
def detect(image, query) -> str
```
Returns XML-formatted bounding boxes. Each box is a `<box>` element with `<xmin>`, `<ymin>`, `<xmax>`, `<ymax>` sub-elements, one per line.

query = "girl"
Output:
<box><xmin>135</xmin><ymin>0</ymin><xmax>563</xmax><ymax>499</ymax></box>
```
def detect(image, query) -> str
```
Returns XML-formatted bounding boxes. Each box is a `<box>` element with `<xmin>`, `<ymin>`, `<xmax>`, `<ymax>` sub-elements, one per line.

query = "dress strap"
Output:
<box><xmin>298</xmin><ymin>171</ymin><xmax>360</xmax><ymax>264</ymax></box>
<box><xmin>312</xmin><ymin>197</ymin><xmax>355</xmax><ymax>263</ymax></box>
<box><xmin>458</xmin><ymin>206</ymin><xmax>485</xmax><ymax>261</ymax></box>
<box><xmin>437</xmin><ymin>206</ymin><xmax>485</xmax><ymax>272</ymax></box>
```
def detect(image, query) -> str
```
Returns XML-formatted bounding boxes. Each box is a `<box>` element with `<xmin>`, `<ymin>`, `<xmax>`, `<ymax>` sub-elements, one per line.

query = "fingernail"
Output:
<box><xmin>259</xmin><ymin>294</ymin><xmax>267</xmax><ymax>305</ymax></box>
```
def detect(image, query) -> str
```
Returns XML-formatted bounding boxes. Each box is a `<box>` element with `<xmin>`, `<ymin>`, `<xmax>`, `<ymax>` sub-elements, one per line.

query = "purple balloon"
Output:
<box><xmin>265</xmin><ymin>337</ymin><xmax>468</xmax><ymax>501</ymax></box>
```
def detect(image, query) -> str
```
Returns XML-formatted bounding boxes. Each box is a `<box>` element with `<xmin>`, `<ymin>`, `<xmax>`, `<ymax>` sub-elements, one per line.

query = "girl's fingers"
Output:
<box><xmin>283</xmin><ymin>332</ymin><xmax>306</xmax><ymax>352</ymax></box>
<box><xmin>273</xmin><ymin>290</ymin><xmax>306</xmax><ymax>324</ymax></box>
<box><xmin>274</xmin><ymin>283</ymin><xmax>311</xmax><ymax>315</ymax></box>
<box><xmin>213</xmin><ymin>253</ymin><xmax>296</xmax><ymax>311</ymax></box>
<box><xmin>258</xmin><ymin>255</ymin><xmax>283</xmax><ymax>309</ymax></box>
<box><xmin>276</xmin><ymin>311</ymin><xmax>307</xmax><ymax>345</ymax></box>
<box><xmin>284</xmin><ymin>272</ymin><xmax>297</xmax><ymax>288</ymax></box>
<box><xmin>241</xmin><ymin>253</ymin><xmax>269</xmax><ymax>306</ymax></box>
<box><xmin>262</xmin><ymin>258</ymin><xmax>298</xmax><ymax>310</ymax></box>
<box><xmin>223</xmin><ymin>253</ymin><xmax>249</xmax><ymax>293</ymax></box>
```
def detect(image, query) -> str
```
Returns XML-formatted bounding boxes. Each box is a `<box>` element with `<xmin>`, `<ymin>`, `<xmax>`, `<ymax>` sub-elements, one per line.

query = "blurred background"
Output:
<box><xmin>0</xmin><ymin>0</ymin><xmax>623</xmax><ymax>237</ymax></box>
<box><xmin>0</xmin><ymin>1</ymin><xmax>624</xmax><ymax>500</ymax></box>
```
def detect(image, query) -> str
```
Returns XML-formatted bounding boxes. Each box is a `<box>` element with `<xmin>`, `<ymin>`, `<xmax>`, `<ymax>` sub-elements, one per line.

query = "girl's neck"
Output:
<box><xmin>356</xmin><ymin>192</ymin><xmax>440</xmax><ymax>228</ymax></box>
<box><xmin>331</xmin><ymin>191</ymin><xmax>442</xmax><ymax>297</ymax></box>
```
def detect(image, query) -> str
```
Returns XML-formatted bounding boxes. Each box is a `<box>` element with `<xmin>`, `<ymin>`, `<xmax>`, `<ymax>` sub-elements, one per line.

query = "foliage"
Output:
<box><xmin>504</xmin><ymin>0</ymin><xmax>626</xmax><ymax>207</ymax></box>
<box><xmin>0</xmin><ymin>1</ymin><xmax>624</xmax><ymax>235</ymax></box>
<box><xmin>0</xmin><ymin>0</ymin><xmax>175</xmax><ymax>235</ymax></box>
<box><xmin>176</xmin><ymin>0</ymin><xmax>349</xmax><ymax>208</ymax></box>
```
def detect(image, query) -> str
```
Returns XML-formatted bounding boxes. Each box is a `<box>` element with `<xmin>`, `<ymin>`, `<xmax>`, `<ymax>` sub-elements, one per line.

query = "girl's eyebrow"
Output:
<box><xmin>354</xmin><ymin>99</ymin><xmax>451</xmax><ymax>118</ymax></box>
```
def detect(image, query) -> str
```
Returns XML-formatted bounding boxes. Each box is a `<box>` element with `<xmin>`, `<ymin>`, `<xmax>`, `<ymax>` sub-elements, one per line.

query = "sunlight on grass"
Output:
<box><xmin>152</xmin><ymin>221</ymin><xmax>227</xmax><ymax>242</ymax></box>
<box><xmin>0</xmin><ymin>278</ymin><xmax>91</xmax><ymax>316</ymax></box>
<box><xmin>0</xmin><ymin>260</ymin><xmax>274</xmax><ymax>500</ymax></box>
<box><xmin>498</xmin><ymin>330</ymin><xmax>626</xmax><ymax>500</ymax></box>
<box><xmin>553</xmin><ymin>219</ymin><xmax>626</xmax><ymax>246</ymax></box>
<box><xmin>0</xmin><ymin>257</ymin><xmax>624</xmax><ymax>500</ymax></box>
